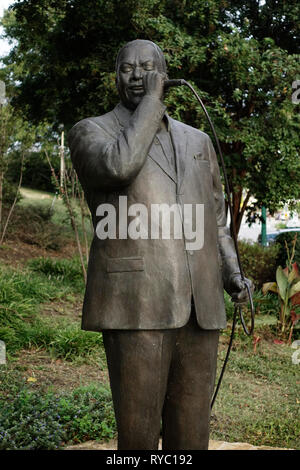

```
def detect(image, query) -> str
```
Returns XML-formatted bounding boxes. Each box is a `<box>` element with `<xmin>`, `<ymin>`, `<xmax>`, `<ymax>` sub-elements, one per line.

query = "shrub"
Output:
<box><xmin>224</xmin><ymin>291</ymin><xmax>235</xmax><ymax>320</ymax></box>
<box><xmin>262</xmin><ymin>236</ymin><xmax>300</xmax><ymax>341</ymax></box>
<box><xmin>250</xmin><ymin>289</ymin><xmax>279</xmax><ymax>316</ymax></box>
<box><xmin>0</xmin><ymin>384</ymin><xmax>115</xmax><ymax>450</ymax></box>
<box><xmin>18</xmin><ymin>205</ymin><xmax>64</xmax><ymax>250</ymax></box>
<box><xmin>2</xmin><ymin>179</ymin><xmax>22</xmax><ymax>205</ymax></box>
<box><xmin>238</xmin><ymin>240</ymin><xmax>280</xmax><ymax>288</ymax></box>
<box><xmin>0</xmin><ymin>389</ymin><xmax>66</xmax><ymax>450</ymax></box>
<box><xmin>6</xmin><ymin>150</ymin><xmax>60</xmax><ymax>192</ymax></box>
<box><xmin>275</xmin><ymin>231</ymin><xmax>300</xmax><ymax>269</ymax></box>
<box><xmin>61</xmin><ymin>385</ymin><xmax>115</xmax><ymax>443</ymax></box>
<box><xmin>6</xmin><ymin>203</ymin><xmax>66</xmax><ymax>250</ymax></box>
<box><xmin>26</xmin><ymin>203</ymin><xmax>54</xmax><ymax>222</ymax></box>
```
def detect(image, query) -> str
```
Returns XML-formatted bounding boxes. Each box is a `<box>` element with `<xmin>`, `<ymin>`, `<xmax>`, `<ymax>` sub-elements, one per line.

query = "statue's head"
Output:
<box><xmin>115</xmin><ymin>39</ymin><xmax>167</xmax><ymax>110</ymax></box>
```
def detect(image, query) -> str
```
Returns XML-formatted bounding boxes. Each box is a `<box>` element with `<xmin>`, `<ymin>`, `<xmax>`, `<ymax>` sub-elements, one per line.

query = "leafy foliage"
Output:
<box><xmin>5</xmin><ymin>203</ymin><xmax>67</xmax><ymax>250</ymax></box>
<box><xmin>2</xmin><ymin>179</ymin><xmax>22</xmax><ymax>205</ymax></box>
<box><xmin>275</xmin><ymin>231</ymin><xmax>300</xmax><ymax>269</ymax></box>
<box><xmin>0</xmin><ymin>101</ymin><xmax>37</xmax><ymax>243</ymax></box>
<box><xmin>263</xmin><ymin>236</ymin><xmax>300</xmax><ymax>340</ymax></box>
<box><xmin>7</xmin><ymin>150</ymin><xmax>60</xmax><ymax>192</ymax></box>
<box><xmin>0</xmin><ymin>0</ymin><xmax>299</xmax><ymax>231</ymax></box>
<box><xmin>0</xmin><ymin>384</ymin><xmax>115</xmax><ymax>449</ymax></box>
<box><xmin>238</xmin><ymin>240</ymin><xmax>280</xmax><ymax>288</ymax></box>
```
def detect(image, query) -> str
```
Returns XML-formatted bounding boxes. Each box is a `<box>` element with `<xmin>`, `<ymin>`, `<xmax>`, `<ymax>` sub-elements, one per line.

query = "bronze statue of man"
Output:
<box><xmin>68</xmin><ymin>39</ymin><xmax>252</xmax><ymax>450</ymax></box>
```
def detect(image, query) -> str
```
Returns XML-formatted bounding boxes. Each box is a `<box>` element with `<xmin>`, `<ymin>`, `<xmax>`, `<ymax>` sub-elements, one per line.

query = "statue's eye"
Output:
<box><xmin>120</xmin><ymin>64</ymin><xmax>133</xmax><ymax>73</ymax></box>
<box><xmin>143</xmin><ymin>63</ymin><xmax>154</xmax><ymax>71</ymax></box>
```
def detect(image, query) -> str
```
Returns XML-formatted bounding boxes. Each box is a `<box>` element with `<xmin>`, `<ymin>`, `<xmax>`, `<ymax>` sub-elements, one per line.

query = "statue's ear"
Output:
<box><xmin>161</xmin><ymin>70</ymin><xmax>169</xmax><ymax>81</ymax></box>
<box><xmin>115</xmin><ymin>75</ymin><xmax>121</xmax><ymax>95</ymax></box>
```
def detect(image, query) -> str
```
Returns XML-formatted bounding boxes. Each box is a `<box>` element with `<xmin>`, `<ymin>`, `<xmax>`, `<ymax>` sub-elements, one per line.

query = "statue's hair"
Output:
<box><xmin>115</xmin><ymin>39</ymin><xmax>167</xmax><ymax>75</ymax></box>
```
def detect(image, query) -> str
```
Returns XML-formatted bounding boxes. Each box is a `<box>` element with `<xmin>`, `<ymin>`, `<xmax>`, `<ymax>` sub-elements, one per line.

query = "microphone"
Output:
<box><xmin>164</xmin><ymin>79</ymin><xmax>185</xmax><ymax>89</ymax></box>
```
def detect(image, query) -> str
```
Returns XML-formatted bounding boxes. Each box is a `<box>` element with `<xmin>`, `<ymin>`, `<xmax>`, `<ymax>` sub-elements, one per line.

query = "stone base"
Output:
<box><xmin>64</xmin><ymin>439</ymin><xmax>291</xmax><ymax>451</ymax></box>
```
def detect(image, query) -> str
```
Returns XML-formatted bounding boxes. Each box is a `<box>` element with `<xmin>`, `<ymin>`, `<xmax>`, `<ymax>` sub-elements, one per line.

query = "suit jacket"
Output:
<box><xmin>68</xmin><ymin>95</ymin><xmax>240</xmax><ymax>331</ymax></box>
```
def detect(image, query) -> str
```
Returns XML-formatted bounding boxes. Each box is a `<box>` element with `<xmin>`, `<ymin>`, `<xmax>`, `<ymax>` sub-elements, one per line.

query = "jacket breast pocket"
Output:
<box><xmin>106</xmin><ymin>256</ymin><xmax>145</xmax><ymax>273</ymax></box>
<box><xmin>193</xmin><ymin>152</ymin><xmax>205</xmax><ymax>161</ymax></box>
<box><xmin>193</xmin><ymin>157</ymin><xmax>212</xmax><ymax>178</ymax></box>
<box><xmin>193</xmin><ymin>155</ymin><xmax>210</xmax><ymax>167</ymax></box>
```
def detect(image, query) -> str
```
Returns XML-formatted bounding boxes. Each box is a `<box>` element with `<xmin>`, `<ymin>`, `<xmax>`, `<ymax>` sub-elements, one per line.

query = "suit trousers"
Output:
<box><xmin>102</xmin><ymin>306</ymin><xmax>220</xmax><ymax>450</ymax></box>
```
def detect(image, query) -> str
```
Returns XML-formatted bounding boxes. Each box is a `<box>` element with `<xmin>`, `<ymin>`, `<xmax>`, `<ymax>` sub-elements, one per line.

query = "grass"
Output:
<box><xmin>1</xmin><ymin>256</ymin><xmax>298</xmax><ymax>449</ymax></box>
<box><xmin>0</xmin><ymin>259</ymin><xmax>104</xmax><ymax>362</ymax></box>
<box><xmin>28</xmin><ymin>256</ymin><xmax>86</xmax><ymax>292</ymax></box>
<box><xmin>211</xmin><ymin>336</ymin><xmax>299</xmax><ymax>449</ymax></box>
<box><xmin>0</xmin><ymin>189</ymin><xmax>298</xmax><ymax>450</ymax></box>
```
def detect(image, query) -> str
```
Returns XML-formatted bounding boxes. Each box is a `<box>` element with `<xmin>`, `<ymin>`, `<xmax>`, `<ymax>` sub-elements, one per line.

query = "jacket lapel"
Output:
<box><xmin>169</xmin><ymin>117</ymin><xmax>187</xmax><ymax>195</ymax></box>
<box><xmin>113</xmin><ymin>102</ymin><xmax>132</xmax><ymax>130</ymax></box>
<box><xmin>148</xmin><ymin>135</ymin><xmax>177</xmax><ymax>184</ymax></box>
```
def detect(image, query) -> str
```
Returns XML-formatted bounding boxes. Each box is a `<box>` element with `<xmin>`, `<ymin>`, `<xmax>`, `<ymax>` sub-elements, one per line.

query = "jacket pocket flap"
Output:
<box><xmin>194</xmin><ymin>158</ymin><xmax>210</xmax><ymax>167</ymax></box>
<box><xmin>106</xmin><ymin>257</ymin><xmax>145</xmax><ymax>273</ymax></box>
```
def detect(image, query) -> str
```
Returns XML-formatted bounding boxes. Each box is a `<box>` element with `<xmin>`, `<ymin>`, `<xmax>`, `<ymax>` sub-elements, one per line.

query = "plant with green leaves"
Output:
<box><xmin>1</xmin><ymin>0</ymin><xmax>299</xmax><ymax>234</ymax></box>
<box><xmin>0</xmin><ymin>384</ymin><xmax>115</xmax><ymax>449</ymax></box>
<box><xmin>0</xmin><ymin>90</ymin><xmax>53</xmax><ymax>245</ymax></box>
<box><xmin>263</xmin><ymin>236</ymin><xmax>300</xmax><ymax>341</ymax></box>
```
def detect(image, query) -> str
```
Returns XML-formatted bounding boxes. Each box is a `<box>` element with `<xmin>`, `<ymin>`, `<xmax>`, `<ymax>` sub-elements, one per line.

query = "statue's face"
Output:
<box><xmin>117</xmin><ymin>42</ymin><xmax>163</xmax><ymax>110</ymax></box>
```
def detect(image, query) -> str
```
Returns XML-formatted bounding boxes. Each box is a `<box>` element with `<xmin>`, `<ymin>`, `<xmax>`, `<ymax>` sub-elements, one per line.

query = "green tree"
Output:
<box><xmin>0</xmin><ymin>97</ymin><xmax>40</xmax><ymax>243</ymax></box>
<box><xmin>1</xmin><ymin>0</ymin><xmax>299</xmax><ymax>234</ymax></box>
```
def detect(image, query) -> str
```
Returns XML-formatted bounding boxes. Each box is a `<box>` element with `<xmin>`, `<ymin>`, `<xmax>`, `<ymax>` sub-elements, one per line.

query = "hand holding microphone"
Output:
<box><xmin>164</xmin><ymin>79</ymin><xmax>185</xmax><ymax>89</ymax></box>
<box><xmin>143</xmin><ymin>72</ymin><xmax>184</xmax><ymax>101</ymax></box>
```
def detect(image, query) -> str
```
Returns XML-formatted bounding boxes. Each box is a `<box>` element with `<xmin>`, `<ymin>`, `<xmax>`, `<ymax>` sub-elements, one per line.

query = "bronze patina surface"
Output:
<box><xmin>68</xmin><ymin>39</ymin><xmax>251</xmax><ymax>450</ymax></box>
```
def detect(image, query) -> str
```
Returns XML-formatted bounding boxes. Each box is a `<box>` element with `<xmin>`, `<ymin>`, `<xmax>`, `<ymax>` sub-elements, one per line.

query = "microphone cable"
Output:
<box><xmin>165</xmin><ymin>79</ymin><xmax>255</xmax><ymax>408</ymax></box>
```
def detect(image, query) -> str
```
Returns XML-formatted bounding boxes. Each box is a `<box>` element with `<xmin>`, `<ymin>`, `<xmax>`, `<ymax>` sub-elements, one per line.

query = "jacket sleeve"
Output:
<box><xmin>205</xmin><ymin>135</ymin><xmax>241</xmax><ymax>292</ymax></box>
<box><xmin>68</xmin><ymin>96</ymin><xmax>166</xmax><ymax>191</ymax></box>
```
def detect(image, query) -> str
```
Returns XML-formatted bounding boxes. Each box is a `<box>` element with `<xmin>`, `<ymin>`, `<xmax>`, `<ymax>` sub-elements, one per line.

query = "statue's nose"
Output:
<box><xmin>133</xmin><ymin>66</ymin><xmax>143</xmax><ymax>80</ymax></box>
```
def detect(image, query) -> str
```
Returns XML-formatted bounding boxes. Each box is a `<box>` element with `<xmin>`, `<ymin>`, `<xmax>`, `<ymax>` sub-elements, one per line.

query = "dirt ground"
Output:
<box><xmin>40</xmin><ymin>298</ymin><xmax>83</xmax><ymax>321</ymax></box>
<box><xmin>14</xmin><ymin>348</ymin><xmax>108</xmax><ymax>393</ymax></box>
<box><xmin>0</xmin><ymin>238</ymin><xmax>78</xmax><ymax>267</ymax></box>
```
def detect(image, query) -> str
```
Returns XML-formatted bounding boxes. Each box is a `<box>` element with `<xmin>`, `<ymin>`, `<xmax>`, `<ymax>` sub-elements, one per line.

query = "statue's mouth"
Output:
<box><xmin>129</xmin><ymin>85</ymin><xmax>144</xmax><ymax>92</ymax></box>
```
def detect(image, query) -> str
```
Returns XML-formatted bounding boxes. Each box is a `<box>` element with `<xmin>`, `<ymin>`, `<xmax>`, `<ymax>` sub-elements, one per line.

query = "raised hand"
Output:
<box><xmin>143</xmin><ymin>71</ymin><xmax>166</xmax><ymax>101</ymax></box>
